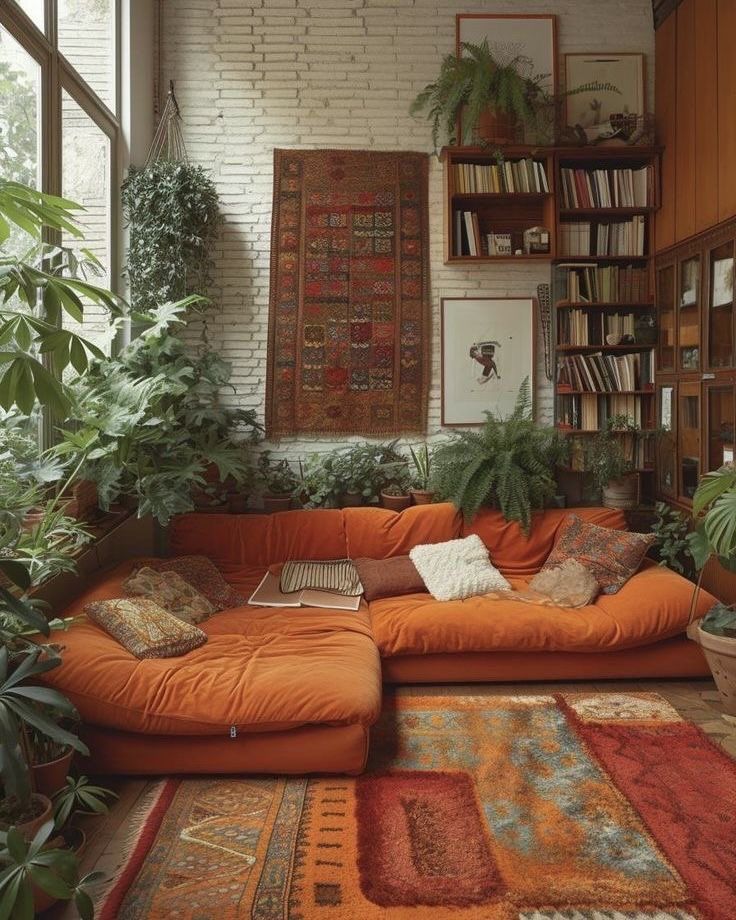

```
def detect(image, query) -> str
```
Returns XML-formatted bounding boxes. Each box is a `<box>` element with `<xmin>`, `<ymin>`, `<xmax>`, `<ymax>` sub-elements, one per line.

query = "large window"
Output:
<box><xmin>0</xmin><ymin>1</ymin><xmax>120</xmax><ymax>356</ymax></box>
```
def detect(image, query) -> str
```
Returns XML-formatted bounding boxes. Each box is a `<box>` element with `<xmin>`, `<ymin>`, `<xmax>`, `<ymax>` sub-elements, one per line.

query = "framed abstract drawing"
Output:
<box><xmin>456</xmin><ymin>14</ymin><xmax>557</xmax><ymax>95</ymax></box>
<box><xmin>441</xmin><ymin>297</ymin><xmax>537</xmax><ymax>426</ymax></box>
<box><xmin>564</xmin><ymin>53</ymin><xmax>645</xmax><ymax>140</ymax></box>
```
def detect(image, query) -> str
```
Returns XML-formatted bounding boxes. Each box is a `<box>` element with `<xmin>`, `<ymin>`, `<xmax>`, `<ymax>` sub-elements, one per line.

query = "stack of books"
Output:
<box><xmin>557</xmin><ymin>349</ymin><xmax>655</xmax><ymax>392</ymax></box>
<box><xmin>559</xmin><ymin>166</ymin><xmax>654</xmax><ymax>209</ymax></box>
<box><xmin>452</xmin><ymin>158</ymin><xmax>549</xmax><ymax>194</ymax></box>
<box><xmin>560</xmin><ymin>264</ymin><xmax>649</xmax><ymax>302</ymax></box>
<box><xmin>454</xmin><ymin>211</ymin><xmax>481</xmax><ymax>256</ymax></box>
<box><xmin>559</xmin><ymin>218</ymin><xmax>646</xmax><ymax>257</ymax></box>
<box><xmin>557</xmin><ymin>310</ymin><xmax>637</xmax><ymax>347</ymax></box>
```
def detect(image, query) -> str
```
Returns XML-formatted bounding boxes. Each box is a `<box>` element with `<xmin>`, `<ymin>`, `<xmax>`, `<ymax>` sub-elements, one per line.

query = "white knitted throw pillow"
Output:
<box><xmin>409</xmin><ymin>534</ymin><xmax>510</xmax><ymax>602</ymax></box>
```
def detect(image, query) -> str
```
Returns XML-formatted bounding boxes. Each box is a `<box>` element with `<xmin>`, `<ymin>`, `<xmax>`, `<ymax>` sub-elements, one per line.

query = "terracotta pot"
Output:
<box><xmin>473</xmin><ymin>106</ymin><xmax>518</xmax><ymax>145</ymax></box>
<box><xmin>692</xmin><ymin>625</ymin><xmax>736</xmax><ymax>716</ymax></box>
<box><xmin>410</xmin><ymin>489</ymin><xmax>435</xmax><ymax>506</ymax></box>
<box><xmin>31</xmin><ymin>747</ymin><xmax>74</xmax><ymax>798</ymax></box>
<box><xmin>22</xmin><ymin>507</ymin><xmax>46</xmax><ymax>532</ymax></box>
<box><xmin>32</xmin><ymin>826</ymin><xmax>86</xmax><ymax>914</ymax></box>
<box><xmin>9</xmin><ymin>793</ymin><xmax>53</xmax><ymax>842</ymax></box>
<box><xmin>602</xmin><ymin>474</ymin><xmax>638</xmax><ymax>510</ymax></box>
<box><xmin>263</xmin><ymin>494</ymin><xmax>292</xmax><ymax>514</ymax></box>
<box><xmin>380</xmin><ymin>491</ymin><xmax>411</xmax><ymax>512</ymax></box>
<box><xmin>339</xmin><ymin>491</ymin><xmax>364</xmax><ymax>508</ymax></box>
<box><xmin>61</xmin><ymin>479</ymin><xmax>98</xmax><ymax>520</ymax></box>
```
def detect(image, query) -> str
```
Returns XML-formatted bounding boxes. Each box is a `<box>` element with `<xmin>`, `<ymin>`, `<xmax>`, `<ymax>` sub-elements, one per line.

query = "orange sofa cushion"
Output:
<box><xmin>343</xmin><ymin>502</ymin><xmax>462</xmax><ymax>559</ymax></box>
<box><xmin>462</xmin><ymin>506</ymin><xmax>627</xmax><ymax>577</ymax></box>
<box><xmin>42</xmin><ymin>559</ymin><xmax>381</xmax><ymax>737</ymax></box>
<box><xmin>369</xmin><ymin>564</ymin><xmax>715</xmax><ymax>659</ymax></box>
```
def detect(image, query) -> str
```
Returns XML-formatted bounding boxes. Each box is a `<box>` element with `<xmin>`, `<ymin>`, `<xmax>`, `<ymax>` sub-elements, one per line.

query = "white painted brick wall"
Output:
<box><xmin>160</xmin><ymin>0</ymin><xmax>655</xmax><ymax>463</ymax></box>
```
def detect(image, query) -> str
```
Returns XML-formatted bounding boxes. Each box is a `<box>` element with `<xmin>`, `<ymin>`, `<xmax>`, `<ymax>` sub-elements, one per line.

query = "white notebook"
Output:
<box><xmin>248</xmin><ymin>572</ymin><xmax>362</xmax><ymax>611</ymax></box>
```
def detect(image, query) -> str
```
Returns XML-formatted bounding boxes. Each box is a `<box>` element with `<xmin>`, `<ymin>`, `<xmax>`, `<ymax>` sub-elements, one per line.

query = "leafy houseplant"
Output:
<box><xmin>297</xmin><ymin>443</ymin><xmax>408</xmax><ymax>509</ymax></box>
<box><xmin>685</xmin><ymin>464</ymin><xmax>736</xmax><ymax>715</ymax></box>
<box><xmin>121</xmin><ymin>160</ymin><xmax>222</xmax><ymax>311</ymax></box>
<box><xmin>408</xmin><ymin>444</ymin><xmax>434</xmax><ymax>504</ymax></box>
<box><xmin>651</xmin><ymin>501</ymin><xmax>694</xmax><ymax>579</ymax></box>
<box><xmin>410</xmin><ymin>39</ymin><xmax>619</xmax><ymax>149</ymax></box>
<box><xmin>258</xmin><ymin>452</ymin><xmax>298</xmax><ymax>513</ymax></box>
<box><xmin>585</xmin><ymin>415</ymin><xmax>640</xmax><ymax>510</ymax></box>
<box><xmin>431</xmin><ymin>380</ymin><xmax>566</xmax><ymax>531</ymax></box>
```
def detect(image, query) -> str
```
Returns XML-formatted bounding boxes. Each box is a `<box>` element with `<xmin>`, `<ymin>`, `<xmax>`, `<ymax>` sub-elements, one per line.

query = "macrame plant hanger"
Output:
<box><xmin>145</xmin><ymin>80</ymin><xmax>189</xmax><ymax>166</ymax></box>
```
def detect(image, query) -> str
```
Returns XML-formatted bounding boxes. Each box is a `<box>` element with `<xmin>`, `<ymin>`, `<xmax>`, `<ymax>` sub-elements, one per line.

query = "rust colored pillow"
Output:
<box><xmin>540</xmin><ymin>514</ymin><xmax>654</xmax><ymax>595</ymax></box>
<box><xmin>353</xmin><ymin>555</ymin><xmax>426</xmax><ymax>602</ymax></box>
<box><xmin>85</xmin><ymin>597</ymin><xmax>207</xmax><ymax>659</ymax></box>
<box><xmin>151</xmin><ymin>556</ymin><xmax>244</xmax><ymax>610</ymax></box>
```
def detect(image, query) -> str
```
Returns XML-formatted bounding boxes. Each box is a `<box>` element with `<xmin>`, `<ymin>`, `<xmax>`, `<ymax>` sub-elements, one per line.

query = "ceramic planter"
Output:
<box><xmin>32</xmin><ymin>826</ymin><xmax>87</xmax><ymax>914</ymax></box>
<box><xmin>410</xmin><ymin>489</ymin><xmax>435</xmax><ymax>506</ymax></box>
<box><xmin>264</xmin><ymin>494</ymin><xmax>292</xmax><ymax>514</ymax></box>
<box><xmin>380</xmin><ymin>491</ymin><xmax>411</xmax><ymax>512</ymax></box>
<box><xmin>31</xmin><ymin>746</ymin><xmax>74</xmax><ymax>798</ymax></box>
<box><xmin>602</xmin><ymin>474</ymin><xmax>638</xmax><ymax>510</ymax></box>
<box><xmin>692</xmin><ymin>625</ymin><xmax>736</xmax><ymax>716</ymax></box>
<box><xmin>8</xmin><ymin>793</ymin><xmax>53</xmax><ymax>841</ymax></box>
<box><xmin>22</xmin><ymin>506</ymin><xmax>46</xmax><ymax>532</ymax></box>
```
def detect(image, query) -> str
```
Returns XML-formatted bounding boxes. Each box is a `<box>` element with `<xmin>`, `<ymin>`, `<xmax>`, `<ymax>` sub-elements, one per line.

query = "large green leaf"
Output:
<box><xmin>704</xmin><ymin>488</ymin><xmax>736</xmax><ymax>559</ymax></box>
<box><xmin>693</xmin><ymin>467</ymin><xmax>736</xmax><ymax>515</ymax></box>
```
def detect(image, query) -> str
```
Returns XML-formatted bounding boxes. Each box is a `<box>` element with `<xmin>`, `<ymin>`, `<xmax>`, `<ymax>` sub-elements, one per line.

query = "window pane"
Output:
<box><xmin>14</xmin><ymin>1</ymin><xmax>45</xmax><ymax>31</ymax></box>
<box><xmin>61</xmin><ymin>90</ymin><xmax>114</xmax><ymax>358</ymax></box>
<box><xmin>57</xmin><ymin>0</ymin><xmax>115</xmax><ymax>110</ymax></box>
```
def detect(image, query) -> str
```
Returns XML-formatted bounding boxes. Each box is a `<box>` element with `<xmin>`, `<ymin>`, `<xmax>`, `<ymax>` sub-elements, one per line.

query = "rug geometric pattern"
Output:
<box><xmin>100</xmin><ymin>694</ymin><xmax>736</xmax><ymax>919</ymax></box>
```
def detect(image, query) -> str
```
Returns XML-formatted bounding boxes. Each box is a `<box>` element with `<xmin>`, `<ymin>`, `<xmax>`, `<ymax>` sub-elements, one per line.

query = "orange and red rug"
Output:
<box><xmin>99</xmin><ymin>693</ymin><xmax>736</xmax><ymax>919</ymax></box>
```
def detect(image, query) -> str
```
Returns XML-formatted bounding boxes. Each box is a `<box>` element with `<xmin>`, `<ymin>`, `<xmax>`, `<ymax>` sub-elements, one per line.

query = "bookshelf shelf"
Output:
<box><xmin>452</xmin><ymin>192</ymin><xmax>552</xmax><ymax>201</ymax></box>
<box><xmin>559</xmin><ymin>207</ymin><xmax>655</xmax><ymax>217</ymax></box>
<box><xmin>556</xmin><ymin>389</ymin><xmax>654</xmax><ymax>396</ymax></box>
<box><xmin>555</xmin><ymin>255</ymin><xmax>649</xmax><ymax>263</ymax></box>
<box><xmin>446</xmin><ymin>253</ymin><xmax>552</xmax><ymax>264</ymax></box>
<box><xmin>555</xmin><ymin>301</ymin><xmax>655</xmax><ymax>309</ymax></box>
<box><xmin>555</xmin><ymin>345</ymin><xmax>656</xmax><ymax>353</ymax></box>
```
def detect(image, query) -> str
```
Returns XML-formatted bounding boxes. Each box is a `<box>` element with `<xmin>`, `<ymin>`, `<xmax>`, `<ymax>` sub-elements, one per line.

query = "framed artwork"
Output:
<box><xmin>456</xmin><ymin>14</ymin><xmax>557</xmax><ymax>95</ymax></box>
<box><xmin>711</xmin><ymin>256</ymin><xmax>734</xmax><ymax>308</ymax></box>
<box><xmin>564</xmin><ymin>53</ymin><xmax>645</xmax><ymax>138</ymax></box>
<box><xmin>441</xmin><ymin>297</ymin><xmax>536</xmax><ymax>426</ymax></box>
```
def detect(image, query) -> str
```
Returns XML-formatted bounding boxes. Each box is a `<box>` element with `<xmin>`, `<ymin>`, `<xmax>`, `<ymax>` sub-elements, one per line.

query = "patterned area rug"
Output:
<box><xmin>99</xmin><ymin>693</ymin><xmax>736</xmax><ymax>919</ymax></box>
<box><xmin>266</xmin><ymin>148</ymin><xmax>430</xmax><ymax>436</ymax></box>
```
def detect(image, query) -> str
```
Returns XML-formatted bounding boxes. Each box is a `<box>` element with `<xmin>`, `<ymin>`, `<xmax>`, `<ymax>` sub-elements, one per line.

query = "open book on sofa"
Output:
<box><xmin>248</xmin><ymin>572</ymin><xmax>362</xmax><ymax>611</ymax></box>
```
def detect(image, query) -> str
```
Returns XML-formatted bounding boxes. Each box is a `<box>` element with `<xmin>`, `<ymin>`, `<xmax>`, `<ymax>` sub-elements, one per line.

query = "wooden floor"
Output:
<box><xmin>47</xmin><ymin>678</ymin><xmax>736</xmax><ymax>919</ymax></box>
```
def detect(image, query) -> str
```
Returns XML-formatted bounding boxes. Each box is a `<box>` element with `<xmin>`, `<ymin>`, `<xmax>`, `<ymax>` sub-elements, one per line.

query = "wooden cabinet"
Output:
<box><xmin>695</xmin><ymin>0</ymin><xmax>719</xmax><ymax>232</ymax></box>
<box><xmin>655</xmin><ymin>216</ymin><xmax>736</xmax><ymax>508</ymax></box>
<box><xmin>674</xmin><ymin>0</ymin><xmax>696</xmax><ymax>243</ymax></box>
<box><xmin>655</xmin><ymin>13</ymin><xmax>677</xmax><ymax>251</ymax></box>
<box><xmin>718</xmin><ymin>0</ymin><xmax>736</xmax><ymax>221</ymax></box>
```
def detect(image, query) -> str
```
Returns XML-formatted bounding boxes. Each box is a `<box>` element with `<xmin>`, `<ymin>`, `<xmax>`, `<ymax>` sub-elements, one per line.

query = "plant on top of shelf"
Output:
<box><xmin>584</xmin><ymin>413</ymin><xmax>655</xmax><ymax>510</ymax></box>
<box><xmin>410</xmin><ymin>39</ymin><xmax>619</xmax><ymax>150</ymax></box>
<box><xmin>430</xmin><ymin>379</ymin><xmax>566</xmax><ymax>531</ymax></box>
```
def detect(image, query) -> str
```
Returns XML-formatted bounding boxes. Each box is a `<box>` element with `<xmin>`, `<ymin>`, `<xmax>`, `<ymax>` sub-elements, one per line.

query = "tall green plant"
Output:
<box><xmin>430</xmin><ymin>379</ymin><xmax>566</xmax><ymax>531</ymax></box>
<box><xmin>121</xmin><ymin>160</ymin><xmax>222</xmax><ymax>310</ymax></box>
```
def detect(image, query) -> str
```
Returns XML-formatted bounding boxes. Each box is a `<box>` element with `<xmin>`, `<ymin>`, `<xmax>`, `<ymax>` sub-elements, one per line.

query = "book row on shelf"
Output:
<box><xmin>557</xmin><ymin>392</ymin><xmax>652</xmax><ymax>432</ymax></box>
<box><xmin>558</xmin><ymin>217</ymin><xmax>646</xmax><ymax>257</ymax></box>
<box><xmin>558</xmin><ymin>165</ymin><xmax>654</xmax><ymax>210</ymax></box>
<box><xmin>557</xmin><ymin>310</ymin><xmax>642</xmax><ymax>347</ymax></box>
<box><xmin>557</xmin><ymin>348</ymin><xmax>655</xmax><ymax>393</ymax></box>
<box><xmin>559</xmin><ymin>264</ymin><xmax>649</xmax><ymax>303</ymax></box>
<box><xmin>452</xmin><ymin>158</ymin><xmax>549</xmax><ymax>195</ymax></box>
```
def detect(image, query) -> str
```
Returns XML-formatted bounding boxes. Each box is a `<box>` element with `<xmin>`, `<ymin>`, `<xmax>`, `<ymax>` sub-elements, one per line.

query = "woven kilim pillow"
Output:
<box><xmin>85</xmin><ymin>597</ymin><xmax>207</xmax><ymax>659</ymax></box>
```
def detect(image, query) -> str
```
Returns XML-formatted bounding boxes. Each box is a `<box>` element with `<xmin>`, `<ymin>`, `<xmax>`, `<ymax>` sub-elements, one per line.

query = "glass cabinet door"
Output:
<box><xmin>678</xmin><ymin>382</ymin><xmax>700</xmax><ymax>501</ymax></box>
<box><xmin>657</xmin><ymin>264</ymin><xmax>675</xmax><ymax>371</ymax></box>
<box><xmin>678</xmin><ymin>256</ymin><xmax>701</xmax><ymax>371</ymax></box>
<box><xmin>708</xmin><ymin>240</ymin><xmax>735</xmax><ymax>368</ymax></box>
<box><xmin>657</xmin><ymin>384</ymin><xmax>677</xmax><ymax>497</ymax></box>
<box><xmin>706</xmin><ymin>384</ymin><xmax>735</xmax><ymax>471</ymax></box>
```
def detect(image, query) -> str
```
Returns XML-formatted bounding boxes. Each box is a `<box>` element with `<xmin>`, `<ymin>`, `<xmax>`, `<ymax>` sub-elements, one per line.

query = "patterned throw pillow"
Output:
<box><xmin>409</xmin><ymin>534</ymin><xmax>510</xmax><ymax>602</ymax></box>
<box><xmin>528</xmin><ymin>558</ymin><xmax>599</xmax><ymax>608</ymax></box>
<box><xmin>85</xmin><ymin>598</ymin><xmax>207</xmax><ymax>659</ymax></box>
<box><xmin>540</xmin><ymin>514</ymin><xmax>655</xmax><ymax>595</ymax></box>
<box><xmin>150</xmin><ymin>556</ymin><xmax>244</xmax><ymax>611</ymax></box>
<box><xmin>122</xmin><ymin>567</ymin><xmax>215</xmax><ymax>624</ymax></box>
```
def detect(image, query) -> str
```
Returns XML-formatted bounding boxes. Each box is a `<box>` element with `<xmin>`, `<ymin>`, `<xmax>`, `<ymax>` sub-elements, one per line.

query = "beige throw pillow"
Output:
<box><xmin>528</xmin><ymin>559</ymin><xmax>599</xmax><ymax>608</ymax></box>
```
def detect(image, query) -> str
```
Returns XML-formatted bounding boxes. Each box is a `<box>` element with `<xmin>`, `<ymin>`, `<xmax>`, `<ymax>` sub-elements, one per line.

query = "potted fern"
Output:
<box><xmin>430</xmin><ymin>379</ymin><xmax>566</xmax><ymax>532</ymax></box>
<box><xmin>411</xmin><ymin>39</ymin><xmax>619</xmax><ymax>149</ymax></box>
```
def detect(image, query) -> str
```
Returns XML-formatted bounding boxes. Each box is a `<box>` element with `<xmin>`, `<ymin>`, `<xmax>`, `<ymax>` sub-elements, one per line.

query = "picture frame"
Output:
<box><xmin>564</xmin><ymin>53</ymin><xmax>645</xmax><ymax>141</ymax></box>
<box><xmin>441</xmin><ymin>297</ymin><xmax>536</xmax><ymax>426</ymax></box>
<box><xmin>456</xmin><ymin>14</ymin><xmax>557</xmax><ymax>96</ymax></box>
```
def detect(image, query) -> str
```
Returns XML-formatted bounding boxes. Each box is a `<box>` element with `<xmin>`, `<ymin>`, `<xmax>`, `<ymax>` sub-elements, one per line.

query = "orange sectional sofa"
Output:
<box><xmin>41</xmin><ymin>504</ymin><xmax>713</xmax><ymax>775</ymax></box>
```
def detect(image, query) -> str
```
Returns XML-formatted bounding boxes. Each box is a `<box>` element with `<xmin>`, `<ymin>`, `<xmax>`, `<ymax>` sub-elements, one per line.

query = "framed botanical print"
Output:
<box><xmin>456</xmin><ymin>14</ymin><xmax>557</xmax><ymax>96</ymax></box>
<box><xmin>441</xmin><ymin>297</ymin><xmax>536</xmax><ymax>426</ymax></box>
<box><xmin>564</xmin><ymin>53</ymin><xmax>645</xmax><ymax>139</ymax></box>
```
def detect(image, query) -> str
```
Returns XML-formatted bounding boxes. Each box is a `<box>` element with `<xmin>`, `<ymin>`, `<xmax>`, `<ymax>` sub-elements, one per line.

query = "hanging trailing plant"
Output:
<box><xmin>120</xmin><ymin>86</ymin><xmax>222</xmax><ymax>310</ymax></box>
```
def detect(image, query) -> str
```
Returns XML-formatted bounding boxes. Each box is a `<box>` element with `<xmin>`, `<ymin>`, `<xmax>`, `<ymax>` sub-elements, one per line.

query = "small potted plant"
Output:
<box><xmin>258</xmin><ymin>452</ymin><xmax>298</xmax><ymax>514</ymax></box>
<box><xmin>686</xmin><ymin>464</ymin><xmax>736</xmax><ymax>716</ymax></box>
<box><xmin>380</xmin><ymin>482</ymin><xmax>411</xmax><ymax>512</ymax></box>
<box><xmin>586</xmin><ymin>416</ymin><xmax>639</xmax><ymax>510</ymax></box>
<box><xmin>409</xmin><ymin>444</ymin><xmax>435</xmax><ymax>505</ymax></box>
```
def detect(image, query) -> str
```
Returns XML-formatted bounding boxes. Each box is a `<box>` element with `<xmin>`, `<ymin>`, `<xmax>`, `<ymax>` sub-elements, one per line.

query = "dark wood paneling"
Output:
<box><xmin>718</xmin><ymin>0</ymin><xmax>736</xmax><ymax>222</ymax></box>
<box><xmin>695</xmin><ymin>0</ymin><xmax>719</xmax><ymax>233</ymax></box>
<box><xmin>655</xmin><ymin>12</ymin><xmax>677</xmax><ymax>251</ymax></box>
<box><xmin>675</xmin><ymin>0</ymin><xmax>697</xmax><ymax>243</ymax></box>
<box><xmin>653</xmin><ymin>0</ymin><xmax>684</xmax><ymax>30</ymax></box>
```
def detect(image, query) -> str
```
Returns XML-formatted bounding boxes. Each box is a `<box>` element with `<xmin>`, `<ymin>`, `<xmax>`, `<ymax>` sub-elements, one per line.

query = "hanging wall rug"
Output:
<box><xmin>266</xmin><ymin>149</ymin><xmax>430</xmax><ymax>436</ymax></box>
